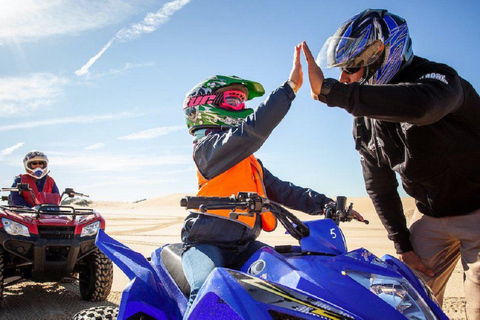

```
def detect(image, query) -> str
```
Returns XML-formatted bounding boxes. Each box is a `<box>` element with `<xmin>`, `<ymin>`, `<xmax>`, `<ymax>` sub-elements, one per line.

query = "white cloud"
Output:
<box><xmin>115</xmin><ymin>0</ymin><xmax>191</xmax><ymax>41</ymax></box>
<box><xmin>84</xmin><ymin>143</ymin><xmax>105</xmax><ymax>150</ymax></box>
<box><xmin>52</xmin><ymin>152</ymin><xmax>190</xmax><ymax>172</ymax></box>
<box><xmin>0</xmin><ymin>142</ymin><xmax>25</xmax><ymax>160</ymax></box>
<box><xmin>118</xmin><ymin>125</ymin><xmax>184</xmax><ymax>141</ymax></box>
<box><xmin>0</xmin><ymin>73</ymin><xmax>68</xmax><ymax>116</ymax></box>
<box><xmin>85</xmin><ymin>61</ymin><xmax>156</xmax><ymax>80</ymax></box>
<box><xmin>75</xmin><ymin>0</ymin><xmax>191</xmax><ymax>76</ymax></box>
<box><xmin>0</xmin><ymin>112</ymin><xmax>139</xmax><ymax>132</ymax></box>
<box><xmin>0</xmin><ymin>0</ymin><xmax>144</xmax><ymax>43</ymax></box>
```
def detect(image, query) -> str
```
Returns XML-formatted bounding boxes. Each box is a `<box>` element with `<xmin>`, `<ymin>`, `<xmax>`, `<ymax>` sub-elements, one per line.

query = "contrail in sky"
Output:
<box><xmin>0</xmin><ymin>142</ymin><xmax>24</xmax><ymax>159</ymax></box>
<box><xmin>75</xmin><ymin>0</ymin><xmax>191</xmax><ymax>76</ymax></box>
<box><xmin>75</xmin><ymin>39</ymin><xmax>114</xmax><ymax>76</ymax></box>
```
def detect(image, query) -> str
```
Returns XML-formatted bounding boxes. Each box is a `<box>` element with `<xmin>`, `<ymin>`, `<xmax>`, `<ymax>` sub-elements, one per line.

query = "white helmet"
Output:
<box><xmin>23</xmin><ymin>151</ymin><xmax>49</xmax><ymax>179</ymax></box>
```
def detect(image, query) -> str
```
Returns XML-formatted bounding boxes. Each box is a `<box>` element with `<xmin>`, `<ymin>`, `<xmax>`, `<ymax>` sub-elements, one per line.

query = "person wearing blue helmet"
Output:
<box><xmin>302</xmin><ymin>9</ymin><xmax>480</xmax><ymax>319</ymax></box>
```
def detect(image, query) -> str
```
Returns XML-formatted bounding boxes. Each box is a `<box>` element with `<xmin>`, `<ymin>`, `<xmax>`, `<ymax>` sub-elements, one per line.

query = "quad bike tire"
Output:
<box><xmin>79</xmin><ymin>248</ymin><xmax>113</xmax><ymax>301</ymax></box>
<box><xmin>71</xmin><ymin>306</ymin><xmax>119</xmax><ymax>320</ymax></box>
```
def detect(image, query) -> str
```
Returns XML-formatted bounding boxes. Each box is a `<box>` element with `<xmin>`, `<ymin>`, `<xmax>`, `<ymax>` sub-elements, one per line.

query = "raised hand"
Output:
<box><xmin>301</xmin><ymin>41</ymin><xmax>325</xmax><ymax>100</ymax></box>
<box><xmin>288</xmin><ymin>44</ymin><xmax>303</xmax><ymax>93</ymax></box>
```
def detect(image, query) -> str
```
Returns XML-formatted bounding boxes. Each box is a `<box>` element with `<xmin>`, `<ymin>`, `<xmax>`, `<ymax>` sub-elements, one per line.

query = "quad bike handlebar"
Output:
<box><xmin>1</xmin><ymin>185</ymin><xmax>89</xmax><ymax>202</ymax></box>
<box><xmin>61</xmin><ymin>188</ymin><xmax>89</xmax><ymax>199</ymax></box>
<box><xmin>0</xmin><ymin>186</ymin><xmax>93</xmax><ymax>219</ymax></box>
<box><xmin>0</xmin><ymin>185</ymin><xmax>95</xmax><ymax>218</ymax></box>
<box><xmin>324</xmin><ymin>196</ymin><xmax>369</xmax><ymax>225</ymax></box>
<box><xmin>181</xmin><ymin>192</ymin><xmax>368</xmax><ymax>241</ymax></box>
<box><xmin>180</xmin><ymin>192</ymin><xmax>263</xmax><ymax>215</ymax></box>
<box><xmin>1</xmin><ymin>183</ymin><xmax>31</xmax><ymax>193</ymax></box>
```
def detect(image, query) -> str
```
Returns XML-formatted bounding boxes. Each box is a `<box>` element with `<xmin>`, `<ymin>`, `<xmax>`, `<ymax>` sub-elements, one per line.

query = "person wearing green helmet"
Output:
<box><xmin>181</xmin><ymin>45</ymin><xmax>364</xmax><ymax>318</ymax></box>
<box><xmin>184</xmin><ymin>74</ymin><xmax>266</xmax><ymax>136</ymax></box>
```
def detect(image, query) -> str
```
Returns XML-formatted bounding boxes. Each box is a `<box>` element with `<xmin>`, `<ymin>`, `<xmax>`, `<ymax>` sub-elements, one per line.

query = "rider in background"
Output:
<box><xmin>181</xmin><ymin>45</ymin><xmax>362</xmax><ymax>318</ymax></box>
<box><xmin>302</xmin><ymin>8</ymin><xmax>480</xmax><ymax>319</ymax></box>
<box><xmin>10</xmin><ymin>151</ymin><xmax>60</xmax><ymax>207</ymax></box>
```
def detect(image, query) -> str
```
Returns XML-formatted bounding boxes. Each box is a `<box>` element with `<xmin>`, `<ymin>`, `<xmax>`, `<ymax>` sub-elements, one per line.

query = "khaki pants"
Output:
<box><xmin>409</xmin><ymin>208</ymin><xmax>480</xmax><ymax>320</ymax></box>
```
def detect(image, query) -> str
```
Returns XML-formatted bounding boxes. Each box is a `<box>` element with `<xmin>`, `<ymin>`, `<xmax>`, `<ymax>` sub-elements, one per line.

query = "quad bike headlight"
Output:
<box><xmin>2</xmin><ymin>218</ymin><xmax>30</xmax><ymax>237</ymax></box>
<box><xmin>81</xmin><ymin>221</ymin><xmax>101</xmax><ymax>237</ymax></box>
<box><xmin>347</xmin><ymin>271</ymin><xmax>438</xmax><ymax>319</ymax></box>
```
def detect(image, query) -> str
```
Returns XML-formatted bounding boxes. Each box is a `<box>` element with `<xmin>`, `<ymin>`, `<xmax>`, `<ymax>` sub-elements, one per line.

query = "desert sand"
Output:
<box><xmin>0</xmin><ymin>195</ymin><xmax>467</xmax><ymax>319</ymax></box>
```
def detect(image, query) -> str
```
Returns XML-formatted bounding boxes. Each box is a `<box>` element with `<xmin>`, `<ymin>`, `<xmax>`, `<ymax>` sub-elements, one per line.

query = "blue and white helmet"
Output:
<box><xmin>23</xmin><ymin>151</ymin><xmax>49</xmax><ymax>179</ymax></box>
<box><xmin>317</xmin><ymin>9</ymin><xmax>413</xmax><ymax>84</ymax></box>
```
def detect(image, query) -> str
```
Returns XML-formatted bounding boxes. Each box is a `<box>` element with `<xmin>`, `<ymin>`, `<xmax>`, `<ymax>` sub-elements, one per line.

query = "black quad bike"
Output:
<box><xmin>0</xmin><ymin>184</ymin><xmax>113</xmax><ymax>304</ymax></box>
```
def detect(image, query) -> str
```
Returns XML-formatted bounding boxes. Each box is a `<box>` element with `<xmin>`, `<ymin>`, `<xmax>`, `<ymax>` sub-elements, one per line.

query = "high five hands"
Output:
<box><xmin>289</xmin><ymin>42</ymin><xmax>326</xmax><ymax>100</ymax></box>
<box><xmin>292</xmin><ymin>42</ymin><xmax>434</xmax><ymax>278</ymax></box>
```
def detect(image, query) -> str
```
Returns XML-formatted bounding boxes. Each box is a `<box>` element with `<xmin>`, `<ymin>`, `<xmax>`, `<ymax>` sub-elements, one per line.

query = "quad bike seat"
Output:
<box><xmin>160</xmin><ymin>241</ymin><xmax>271</xmax><ymax>297</ymax></box>
<box><xmin>161</xmin><ymin>243</ymin><xmax>191</xmax><ymax>296</ymax></box>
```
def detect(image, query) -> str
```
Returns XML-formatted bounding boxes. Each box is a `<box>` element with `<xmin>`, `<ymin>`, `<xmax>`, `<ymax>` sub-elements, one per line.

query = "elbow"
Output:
<box><xmin>410</xmin><ymin>113</ymin><xmax>437</xmax><ymax>126</ymax></box>
<box><xmin>407</xmin><ymin>85</ymin><xmax>461</xmax><ymax>126</ymax></box>
<box><xmin>410</xmin><ymin>112</ymin><xmax>444</xmax><ymax>126</ymax></box>
<box><xmin>407</xmin><ymin>103</ymin><xmax>445</xmax><ymax>126</ymax></box>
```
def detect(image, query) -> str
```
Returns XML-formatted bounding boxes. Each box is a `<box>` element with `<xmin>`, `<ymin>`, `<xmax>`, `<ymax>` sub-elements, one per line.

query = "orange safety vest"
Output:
<box><xmin>197</xmin><ymin>155</ymin><xmax>277</xmax><ymax>232</ymax></box>
<box><xmin>20</xmin><ymin>174</ymin><xmax>55</xmax><ymax>207</ymax></box>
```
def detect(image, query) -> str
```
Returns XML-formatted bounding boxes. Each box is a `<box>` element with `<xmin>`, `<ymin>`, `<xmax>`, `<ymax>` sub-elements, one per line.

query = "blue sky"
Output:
<box><xmin>0</xmin><ymin>0</ymin><xmax>479</xmax><ymax>201</ymax></box>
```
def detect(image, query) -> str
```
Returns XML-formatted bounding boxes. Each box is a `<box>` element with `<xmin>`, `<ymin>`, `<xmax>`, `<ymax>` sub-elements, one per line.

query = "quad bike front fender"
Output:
<box><xmin>95</xmin><ymin>230</ymin><xmax>181</xmax><ymax>319</ymax></box>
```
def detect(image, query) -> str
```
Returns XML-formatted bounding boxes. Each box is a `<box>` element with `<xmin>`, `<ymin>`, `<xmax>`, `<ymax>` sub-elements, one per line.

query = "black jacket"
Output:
<box><xmin>325</xmin><ymin>56</ymin><xmax>480</xmax><ymax>253</ymax></box>
<box><xmin>182</xmin><ymin>82</ymin><xmax>331</xmax><ymax>251</ymax></box>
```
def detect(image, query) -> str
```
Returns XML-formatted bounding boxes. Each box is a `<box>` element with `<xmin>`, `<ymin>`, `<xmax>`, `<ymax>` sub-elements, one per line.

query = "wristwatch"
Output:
<box><xmin>318</xmin><ymin>78</ymin><xmax>338</xmax><ymax>103</ymax></box>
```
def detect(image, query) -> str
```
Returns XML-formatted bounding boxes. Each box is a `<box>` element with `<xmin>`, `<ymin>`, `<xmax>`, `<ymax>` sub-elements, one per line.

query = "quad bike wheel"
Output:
<box><xmin>79</xmin><ymin>248</ymin><xmax>113</xmax><ymax>301</ymax></box>
<box><xmin>71</xmin><ymin>306</ymin><xmax>119</xmax><ymax>320</ymax></box>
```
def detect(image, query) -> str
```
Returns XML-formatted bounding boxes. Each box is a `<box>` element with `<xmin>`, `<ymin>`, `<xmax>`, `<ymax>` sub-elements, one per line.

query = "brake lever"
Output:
<box><xmin>345</xmin><ymin>202</ymin><xmax>369</xmax><ymax>224</ymax></box>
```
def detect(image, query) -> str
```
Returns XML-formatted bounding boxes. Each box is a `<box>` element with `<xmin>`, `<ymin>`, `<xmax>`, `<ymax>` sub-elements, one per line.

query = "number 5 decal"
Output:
<box><xmin>330</xmin><ymin>228</ymin><xmax>337</xmax><ymax>239</ymax></box>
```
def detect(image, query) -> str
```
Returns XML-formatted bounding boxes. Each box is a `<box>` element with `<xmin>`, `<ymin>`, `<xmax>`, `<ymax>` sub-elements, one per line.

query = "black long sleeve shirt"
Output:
<box><xmin>325</xmin><ymin>56</ymin><xmax>480</xmax><ymax>253</ymax></box>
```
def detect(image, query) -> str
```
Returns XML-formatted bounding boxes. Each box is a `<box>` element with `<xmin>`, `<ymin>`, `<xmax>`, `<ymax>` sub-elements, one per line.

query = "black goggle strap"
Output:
<box><xmin>213</xmin><ymin>92</ymin><xmax>224</xmax><ymax>106</ymax></box>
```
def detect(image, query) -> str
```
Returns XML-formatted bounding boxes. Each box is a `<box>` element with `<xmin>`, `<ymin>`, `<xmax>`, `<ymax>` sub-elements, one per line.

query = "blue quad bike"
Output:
<box><xmin>73</xmin><ymin>193</ymin><xmax>448</xmax><ymax>320</ymax></box>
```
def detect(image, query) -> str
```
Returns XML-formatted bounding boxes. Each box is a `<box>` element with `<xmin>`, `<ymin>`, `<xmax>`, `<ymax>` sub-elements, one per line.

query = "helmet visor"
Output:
<box><xmin>316</xmin><ymin>36</ymin><xmax>384</xmax><ymax>69</ymax></box>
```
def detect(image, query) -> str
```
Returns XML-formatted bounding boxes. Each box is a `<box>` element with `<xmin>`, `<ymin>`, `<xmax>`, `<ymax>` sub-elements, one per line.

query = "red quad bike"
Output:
<box><xmin>0</xmin><ymin>183</ymin><xmax>113</xmax><ymax>305</ymax></box>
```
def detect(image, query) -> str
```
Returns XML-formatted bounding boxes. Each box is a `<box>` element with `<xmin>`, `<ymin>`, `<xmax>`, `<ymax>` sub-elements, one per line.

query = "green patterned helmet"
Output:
<box><xmin>183</xmin><ymin>75</ymin><xmax>265</xmax><ymax>135</ymax></box>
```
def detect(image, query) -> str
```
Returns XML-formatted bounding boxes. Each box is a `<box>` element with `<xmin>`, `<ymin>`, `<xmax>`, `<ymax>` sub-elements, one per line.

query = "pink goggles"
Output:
<box><xmin>217</xmin><ymin>90</ymin><xmax>247</xmax><ymax>110</ymax></box>
<box><xmin>187</xmin><ymin>90</ymin><xmax>247</xmax><ymax>111</ymax></box>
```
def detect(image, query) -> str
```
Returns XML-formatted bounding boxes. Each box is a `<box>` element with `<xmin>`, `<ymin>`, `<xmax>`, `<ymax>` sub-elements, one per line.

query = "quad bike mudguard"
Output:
<box><xmin>96</xmin><ymin>230</ymin><xmax>181</xmax><ymax>319</ymax></box>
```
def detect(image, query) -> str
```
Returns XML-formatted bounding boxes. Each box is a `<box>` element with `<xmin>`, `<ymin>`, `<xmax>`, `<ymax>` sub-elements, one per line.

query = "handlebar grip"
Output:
<box><xmin>181</xmin><ymin>196</ymin><xmax>234</xmax><ymax>210</ymax></box>
<box><xmin>76</xmin><ymin>192</ymin><xmax>89</xmax><ymax>197</ymax></box>
<box><xmin>336</xmin><ymin>196</ymin><xmax>347</xmax><ymax>212</ymax></box>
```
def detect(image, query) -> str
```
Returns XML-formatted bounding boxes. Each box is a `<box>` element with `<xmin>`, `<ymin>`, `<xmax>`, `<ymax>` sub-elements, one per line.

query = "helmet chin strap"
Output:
<box><xmin>359</xmin><ymin>68</ymin><xmax>369</xmax><ymax>85</ymax></box>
